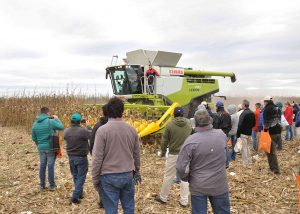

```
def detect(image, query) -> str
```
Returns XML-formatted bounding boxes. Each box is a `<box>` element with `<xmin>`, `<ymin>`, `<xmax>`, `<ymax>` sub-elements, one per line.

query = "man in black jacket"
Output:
<box><xmin>263</xmin><ymin>96</ymin><xmax>281</xmax><ymax>174</ymax></box>
<box><xmin>237</xmin><ymin>99</ymin><xmax>255</xmax><ymax>165</ymax></box>
<box><xmin>213</xmin><ymin>101</ymin><xmax>232</xmax><ymax>136</ymax></box>
<box><xmin>64</xmin><ymin>113</ymin><xmax>90</xmax><ymax>204</ymax></box>
<box><xmin>212</xmin><ymin>101</ymin><xmax>232</xmax><ymax>168</ymax></box>
<box><xmin>90</xmin><ymin>104</ymin><xmax>108</xmax><ymax>154</ymax></box>
<box><xmin>89</xmin><ymin>104</ymin><xmax>108</xmax><ymax>208</ymax></box>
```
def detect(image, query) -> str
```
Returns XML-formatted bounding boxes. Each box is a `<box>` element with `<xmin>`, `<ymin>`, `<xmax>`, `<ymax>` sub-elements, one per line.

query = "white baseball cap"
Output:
<box><xmin>263</xmin><ymin>95</ymin><xmax>273</xmax><ymax>101</ymax></box>
<box><xmin>201</xmin><ymin>101</ymin><xmax>207</xmax><ymax>105</ymax></box>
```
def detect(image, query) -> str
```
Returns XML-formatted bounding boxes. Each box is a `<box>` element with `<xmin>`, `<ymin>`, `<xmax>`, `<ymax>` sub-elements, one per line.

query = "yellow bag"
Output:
<box><xmin>258</xmin><ymin>131</ymin><xmax>271</xmax><ymax>153</ymax></box>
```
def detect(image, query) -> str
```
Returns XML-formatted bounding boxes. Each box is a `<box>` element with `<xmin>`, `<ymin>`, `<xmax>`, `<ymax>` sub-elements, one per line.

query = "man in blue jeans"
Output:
<box><xmin>177</xmin><ymin>109</ymin><xmax>230</xmax><ymax>214</ymax></box>
<box><xmin>32</xmin><ymin>107</ymin><xmax>64</xmax><ymax>191</ymax></box>
<box><xmin>92</xmin><ymin>97</ymin><xmax>141</xmax><ymax>214</ymax></box>
<box><xmin>64</xmin><ymin>113</ymin><xmax>90</xmax><ymax>204</ymax></box>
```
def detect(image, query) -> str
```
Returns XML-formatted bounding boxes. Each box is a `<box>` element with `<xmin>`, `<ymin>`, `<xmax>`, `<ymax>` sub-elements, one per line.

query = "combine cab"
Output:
<box><xmin>105</xmin><ymin>49</ymin><xmax>236</xmax><ymax>138</ymax></box>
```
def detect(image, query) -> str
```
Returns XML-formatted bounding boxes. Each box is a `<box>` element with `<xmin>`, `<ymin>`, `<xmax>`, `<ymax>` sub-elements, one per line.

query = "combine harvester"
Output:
<box><xmin>105</xmin><ymin>49</ymin><xmax>236</xmax><ymax>138</ymax></box>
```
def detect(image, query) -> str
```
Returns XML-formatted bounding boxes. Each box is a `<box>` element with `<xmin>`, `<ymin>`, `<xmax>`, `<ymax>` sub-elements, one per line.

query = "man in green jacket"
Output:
<box><xmin>155</xmin><ymin>107</ymin><xmax>192</xmax><ymax>207</ymax></box>
<box><xmin>32</xmin><ymin>107</ymin><xmax>64</xmax><ymax>190</ymax></box>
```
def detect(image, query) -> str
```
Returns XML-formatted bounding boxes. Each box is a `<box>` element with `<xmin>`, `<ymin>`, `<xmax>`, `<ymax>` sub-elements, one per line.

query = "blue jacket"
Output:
<box><xmin>32</xmin><ymin>114</ymin><xmax>64</xmax><ymax>151</ymax></box>
<box><xmin>258</xmin><ymin>111</ymin><xmax>264</xmax><ymax>132</ymax></box>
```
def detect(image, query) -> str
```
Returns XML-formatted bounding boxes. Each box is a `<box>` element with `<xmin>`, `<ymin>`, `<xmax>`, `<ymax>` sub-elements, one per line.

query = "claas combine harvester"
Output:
<box><xmin>105</xmin><ymin>49</ymin><xmax>236</xmax><ymax>139</ymax></box>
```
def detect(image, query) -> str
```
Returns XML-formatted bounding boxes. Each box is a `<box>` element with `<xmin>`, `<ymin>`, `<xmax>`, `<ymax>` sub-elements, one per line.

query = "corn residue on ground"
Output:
<box><xmin>0</xmin><ymin>127</ymin><xmax>299</xmax><ymax>213</ymax></box>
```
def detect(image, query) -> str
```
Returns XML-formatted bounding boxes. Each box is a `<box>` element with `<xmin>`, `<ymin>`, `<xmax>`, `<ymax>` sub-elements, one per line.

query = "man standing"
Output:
<box><xmin>227</xmin><ymin>104</ymin><xmax>238</xmax><ymax>161</ymax></box>
<box><xmin>237</xmin><ymin>99</ymin><xmax>256</xmax><ymax>165</ymax></box>
<box><xmin>89</xmin><ymin>104</ymin><xmax>108</xmax><ymax>208</ymax></box>
<box><xmin>284</xmin><ymin>101</ymin><xmax>293</xmax><ymax>141</ymax></box>
<box><xmin>64</xmin><ymin>113</ymin><xmax>90</xmax><ymax>204</ymax></box>
<box><xmin>155</xmin><ymin>107</ymin><xmax>192</xmax><ymax>207</ymax></box>
<box><xmin>212</xmin><ymin>101</ymin><xmax>231</xmax><ymax>167</ymax></box>
<box><xmin>146</xmin><ymin>65</ymin><xmax>160</xmax><ymax>93</ymax></box>
<box><xmin>177</xmin><ymin>109</ymin><xmax>230</xmax><ymax>214</ymax></box>
<box><xmin>92</xmin><ymin>97</ymin><xmax>141</xmax><ymax>214</ymax></box>
<box><xmin>263</xmin><ymin>96</ymin><xmax>281</xmax><ymax>174</ymax></box>
<box><xmin>252</xmin><ymin>103</ymin><xmax>261</xmax><ymax>152</ymax></box>
<box><xmin>212</xmin><ymin>101</ymin><xmax>232</xmax><ymax>136</ymax></box>
<box><xmin>32</xmin><ymin>107</ymin><xmax>64</xmax><ymax>190</ymax></box>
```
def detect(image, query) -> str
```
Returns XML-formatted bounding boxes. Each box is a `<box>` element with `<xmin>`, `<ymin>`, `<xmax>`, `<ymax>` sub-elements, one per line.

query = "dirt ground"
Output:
<box><xmin>0</xmin><ymin>126</ymin><xmax>299</xmax><ymax>214</ymax></box>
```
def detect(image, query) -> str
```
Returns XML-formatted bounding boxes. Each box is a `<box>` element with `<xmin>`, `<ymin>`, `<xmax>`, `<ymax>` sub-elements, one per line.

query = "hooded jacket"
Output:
<box><xmin>264</xmin><ymin>101</ymin><xmax>282</xmax><ymax>135</ymax></box>
<box><xmin>227</xmin><ymin>104</ymin><xmax>238</xmax><ymax>136</ymax></box>
<box><xmin>32</xmin><ymin>114</ymin><xmax>64</xmax><ymax>151</ymax></box>
<box><xmin>212</xmin><ymin>107</ymin><xmax>232</xmax><ymax>135</ymax></box>
<box><xmin>176</xmin><ymin>125</ymin><xmax>228</xmax><ymax>196</ymax></box>
<box><xmin>161</xmin><ymin>117</ymin><xmax>192</xmax><ymax>156</ymax></box>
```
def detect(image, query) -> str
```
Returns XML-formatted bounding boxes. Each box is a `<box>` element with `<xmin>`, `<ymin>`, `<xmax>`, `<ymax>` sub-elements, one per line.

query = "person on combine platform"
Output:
<box><xmin>177</xmin><ymin>109</ymin><xmax>230</xmax><ymax>214</ymax></box>
<box><xmin>155</xmin><ymin>107</ymin><xmax>192</xmax><ymax>208</ymax></box>
<box><xmin>263</xmin><ymin>96</ymin><xmax>281</xmax><ymax>174</ymax></box>
<box><xmin>64</xmin><ymin>113</ymin><xmax>90</xmax><ymax>204</ymax></box>
<box><xmin>32</xmin><ymin>107</ymin><xmax>64</xmax><ymax>191</ymax></box>
<box><xmin>146</xmin><ymin>65</ymin><xmax>160</xmax><ymax>93</ymax></box>
<box><xmin>92</xmin><ymin>97</ymin><xmax>141</xmax><ymax>214</ymax></box>
<box><xmin>237</xmin><ymin>99</ymin><xmax>256</xmax><ymax>165</ymax></box>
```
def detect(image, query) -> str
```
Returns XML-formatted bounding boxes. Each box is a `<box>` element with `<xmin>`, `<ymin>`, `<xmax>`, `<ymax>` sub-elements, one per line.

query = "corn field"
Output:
<box><xmin>0</xmin><ymin>93</ymin><xmax>109</xmax><ymax>133</ymax></box>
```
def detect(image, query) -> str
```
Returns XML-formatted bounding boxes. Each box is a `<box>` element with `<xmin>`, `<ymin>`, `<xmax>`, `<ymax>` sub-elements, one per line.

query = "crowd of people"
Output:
<box><xmin>31</xmin><ymin>96</ymin><xmax>300</xmax><ymax>213</ymax></box>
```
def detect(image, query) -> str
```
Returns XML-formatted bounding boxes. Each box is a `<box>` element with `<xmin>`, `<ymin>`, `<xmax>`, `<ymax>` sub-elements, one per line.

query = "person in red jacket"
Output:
<box><xmin>146</xmin><ymin>65</ymin><xmax>160</xmax><ymax>78</ymax></box>
<box><xmin>252</xmin><ymin>103</ymin><xmax>261</xmax><ymax>152</ymax></box>
<box><xmin>146</xmin><ymin>65</ymin><xmax>160</xmax><ymax>93</ymax></box>
<box><xmin>284</xmin><ymin>101</ymin><xmax>293</xmax><ymax>141</ymax></box>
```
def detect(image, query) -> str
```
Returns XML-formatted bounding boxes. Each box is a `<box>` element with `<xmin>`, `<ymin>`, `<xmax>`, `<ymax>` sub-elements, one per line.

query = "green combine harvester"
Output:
<box><xmin>105</xmin><ymin>49</ymin><xmax>236</xmax><ymax>138</ymax></box>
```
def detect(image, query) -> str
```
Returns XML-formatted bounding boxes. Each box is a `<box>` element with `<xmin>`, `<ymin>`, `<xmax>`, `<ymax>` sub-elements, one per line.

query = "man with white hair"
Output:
<box><xmin>177</xmin><ymin>109</ymin><xmax>230</xmax><ymax>213</ymax></box>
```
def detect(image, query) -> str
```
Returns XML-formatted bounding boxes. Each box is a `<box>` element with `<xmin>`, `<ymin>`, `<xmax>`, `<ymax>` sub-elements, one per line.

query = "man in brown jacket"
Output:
<box><xmin>92</xmin><ymin>97</ymin><xmax>141</xmax><ymax>214</ymax></box>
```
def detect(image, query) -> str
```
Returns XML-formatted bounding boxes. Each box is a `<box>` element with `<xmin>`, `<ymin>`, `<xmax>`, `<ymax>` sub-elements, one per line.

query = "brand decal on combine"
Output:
<box><xmin>169</xmin><ymin>69</ymin><xmax>184</xmax><ymax>75</ymax></box>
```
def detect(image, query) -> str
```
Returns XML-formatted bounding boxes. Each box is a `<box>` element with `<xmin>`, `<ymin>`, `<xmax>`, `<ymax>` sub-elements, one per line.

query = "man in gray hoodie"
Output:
<box><xmin>176</xmin><ymin>109</ymin><xmax>230</xmax><ymax>214</ymax></box>
<box><xmin>227</xmin><ymin>104</ymin><xmax>238</xmax><ymax>161</ymax></box>
<box><xmin>155</xmin><ymin>107</ymin><xmax>192</xmax><ymax>207</ymax></box>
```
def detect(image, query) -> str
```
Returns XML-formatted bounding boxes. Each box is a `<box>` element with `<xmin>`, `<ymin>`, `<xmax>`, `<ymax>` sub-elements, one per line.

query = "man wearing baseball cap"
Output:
<box><xmin>155</xmin><ymin>106</ymin><xmax>192</xmax><ymax>207</ymax></box>
<box><xmin>64</xmin><ymin>113</ymin><xmax>90</xmax><ymax>204</ymax></box>
<box><xmin>263</xmin><ymin>96</ymin><xmax>281</xmax><ymax>174</ymax></box>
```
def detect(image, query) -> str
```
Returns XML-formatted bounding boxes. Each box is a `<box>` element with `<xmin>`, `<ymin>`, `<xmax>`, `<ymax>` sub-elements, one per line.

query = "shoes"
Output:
<box><xmin>99</xmin><ymin>200</ymin><xmax>104</xmax><ymax>209</ymax></box>
<box><xmin>277</xmin><ymin>147</ymin><xmax>282</xmax><ymax>151</ymax></box>
<box><xmin>40</xmin><ymin>186</ymin><xmax>47</xmax><ymax>191</ymax></box>
<box><xmin>79</xmin><ymin>194</ymin><xmax>84</xmax><ymax>199</ymax></box>
<box><xmin>49</xmin><ymin>186</ymin><xmax>57</xmax><ymax>191</ymax></box>
<box><xmin>70</xmin><ymin>198</ymin><xmax>81</xmax><ymax>204</ymax></box>
<box><xmin>179</xmin><ymin>202</ymin><xmax>188</xmax><ymax>208</ymax></box>
<box><xmin>154</xmin><ymin>195</ymin><xmax>166</xmax><ymax>204</ymax></box>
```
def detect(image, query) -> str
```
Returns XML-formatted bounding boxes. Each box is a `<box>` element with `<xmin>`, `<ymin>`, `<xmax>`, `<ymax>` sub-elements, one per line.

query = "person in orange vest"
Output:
<box><xmin>252</xmin><ymin>103</ymin><xmax>261</xmax><ymax>152</ymax></box>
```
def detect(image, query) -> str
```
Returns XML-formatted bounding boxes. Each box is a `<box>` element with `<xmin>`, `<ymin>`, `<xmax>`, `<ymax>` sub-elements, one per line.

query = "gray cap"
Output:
<box><xmin>194</xmin><ymin>109</ymin><xmax>213</xmax><ymax>127</ymax></box>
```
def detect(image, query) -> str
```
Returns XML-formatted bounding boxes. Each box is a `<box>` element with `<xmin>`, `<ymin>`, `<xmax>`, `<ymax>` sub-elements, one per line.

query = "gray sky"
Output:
<box><xmin>0</xmin><ymin>0</ymin><xmax>300</xmax><ymax>97</ymax></box>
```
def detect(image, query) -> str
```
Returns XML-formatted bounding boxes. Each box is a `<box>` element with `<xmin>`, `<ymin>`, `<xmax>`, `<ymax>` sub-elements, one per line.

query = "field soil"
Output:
<box><xmin>0</xmin><ymin>126</ymin><xmax>299</xmax><ymax>213</ymax></box>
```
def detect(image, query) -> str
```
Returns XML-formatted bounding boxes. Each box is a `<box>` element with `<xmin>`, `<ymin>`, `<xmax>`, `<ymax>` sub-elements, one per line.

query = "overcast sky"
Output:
<box><xmin>0</xmin><ymin>0</ymin><xmax>299</xmax><ymax>97</ymax></box>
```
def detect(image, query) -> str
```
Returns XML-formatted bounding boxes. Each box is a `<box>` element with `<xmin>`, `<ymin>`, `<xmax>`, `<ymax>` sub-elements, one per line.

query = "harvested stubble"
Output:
<box><xmin>0</xmin><ymin>126</ymin><xmax>299</xmax><ymax>213</ymax></box>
